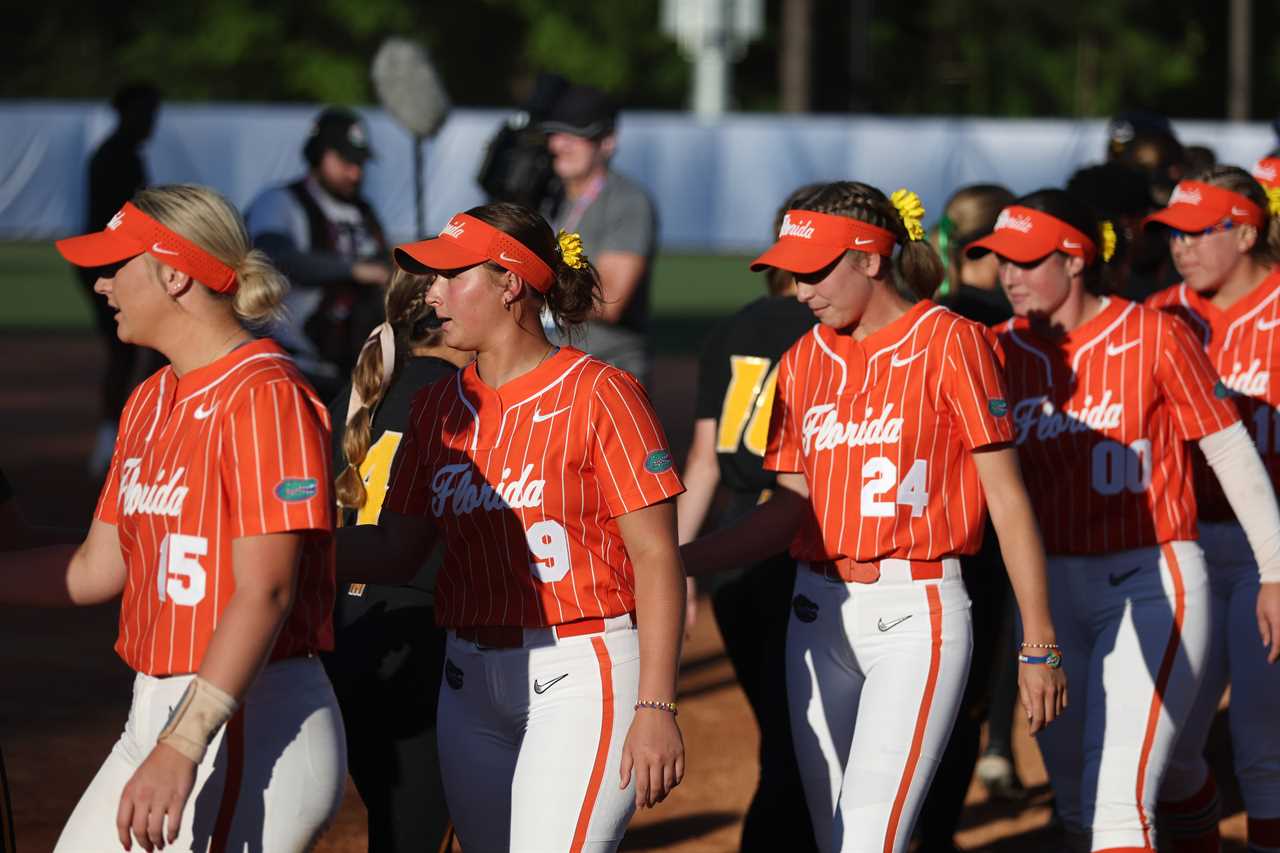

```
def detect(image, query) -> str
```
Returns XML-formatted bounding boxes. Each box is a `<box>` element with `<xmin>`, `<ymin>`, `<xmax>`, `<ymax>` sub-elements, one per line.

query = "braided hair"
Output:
<box><xmin>335</xmin><ymin>269</ymin><xmax>444</xmax><ymax>512</ymax></box>
<box><xmin>1192</xmin><ymin>164</ymin><xmax>1280</xmax><ymax>267</ymax></box>
<box><xmin>799</xmin><ymin>181</ymin><xmax>945</xmax><ymax>298</ymax></box>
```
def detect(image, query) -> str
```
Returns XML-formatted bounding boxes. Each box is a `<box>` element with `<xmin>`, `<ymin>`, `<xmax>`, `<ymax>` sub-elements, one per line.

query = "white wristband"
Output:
<box><xmin>1200</xmin><ymin>422</ymin><xmax>1280</xmax><ymax>583</ymax></box>
<box><xmin>157</xmin><ymin>676</ymin><xmax>238</xmax><ymax>764</ymax></box>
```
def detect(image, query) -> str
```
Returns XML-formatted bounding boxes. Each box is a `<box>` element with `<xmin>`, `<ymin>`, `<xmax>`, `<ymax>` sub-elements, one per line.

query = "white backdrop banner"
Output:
<box><xmin>1</xmin><ymin>101</ymin><xmax>1275</xmax><ymax>252</ymax></box>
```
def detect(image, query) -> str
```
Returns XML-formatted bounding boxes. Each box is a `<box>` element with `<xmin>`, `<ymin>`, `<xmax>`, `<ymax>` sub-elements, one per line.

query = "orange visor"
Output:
<box><xmin>393</xmin><ymin>213</ymin><xmax>555</xmax><ymax>293</ymax></box>
<box><xmin>1143</xmin><ymin>180</ymin><xmax>1264</xmax><ymax>233</ymax></box>
<box><xmin>55</xmin><ymin>203</ymin><xmax>238</xmax><ymax>294</ymax></box>
<box><xmin>749</xmin><ymin>210</ymin><xmax>897</xmax><ymax>273</ymax></box>
<box><xmin>1253</xmin><ymin>158</ymin><xmax>1280</xmax><ymax>190</ymax></box>
<box><xmin>964</xmin><ymin>206</ymin><xmax>1097</xmax><ymax>265</ymax></box>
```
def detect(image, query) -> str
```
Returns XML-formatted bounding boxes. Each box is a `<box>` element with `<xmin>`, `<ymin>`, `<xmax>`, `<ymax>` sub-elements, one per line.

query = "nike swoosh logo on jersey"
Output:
<box><xmin>1108</xmin><ymin>566</ymin><xmax>1142</xmax><ymax>586</ymax></box>
<box><xmin>890</xmin><ymin>350</ymin><xmax>925</xmax><ymax>368</ymax></box>
<box><xmin>877</xmin><ymin>614</ymin><xmax>912</xmax><ymax>632</ymax></box>
<box><xmin>498</xmin><ymin>252</ymin><xmax>524</xmax><ymax>264</ymax></box>
<box><xmin>151</xmin><ymin>243</ymin><xmax>179</xmax><ymax>256</ymax></box>
<box><xmin>1258</xmin><ymin>316</ymin><xmax>1280</xmax><ymax>332</ymax></box>
<box><xmin>193</xmin><ymin>402</ymin><xmax>217</xmax><ymax>420</ymax></box>
<box><xmin>533</xmin><ymin>673</ymin><xmax>569</xmax><ymax>694</ymax></box>
<box><xmin>1106</xmin><ymin>340</ymin><xmax>1140</xmax><ymax>357</ymax></box>
<box><xmin>531</xmin><ymin>406</ymin><xmax>571</xmax><ymax>423</ymax></box>
<box><xmin>854</xmin><ymin>237</ymin><xmax>875</xmax><ymax>246</ymax></box>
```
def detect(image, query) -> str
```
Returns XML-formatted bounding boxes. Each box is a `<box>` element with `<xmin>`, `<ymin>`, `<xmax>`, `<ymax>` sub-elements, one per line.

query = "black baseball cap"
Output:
<box><xmin>541</xmin><ymin>85</ymin><xmax>619</xmax><ymax>140</ymax></box>
<box><xmin>309</xmin><ymin>107</ymin><xmax>374</xmax><ymax>164</ymax></box>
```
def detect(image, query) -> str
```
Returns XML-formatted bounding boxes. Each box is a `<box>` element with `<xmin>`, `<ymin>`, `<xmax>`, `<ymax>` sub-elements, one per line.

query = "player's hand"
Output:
<box><xmin>619</xmin><ymin>708</ymin><xmax>684</xmax><ymax>809</ymax></box>
<box><xmin>116</xmin><ymin>742</ymin><xmax>197</xmax><ymax>851</ymax></box>
<box><xmin>1018</xmin><ymin>659</ymin><xmax>1067</xmax><ymax>735</ymax></box>
<box><xmin>1257</xmin><ymin>582</ymin><xmax>1280</xmax><ymax>664</ymax></box>
<box><xmin>683</xmin><ymin>577</ymin><xmax>698</xmax><ymax>640</ymax></box>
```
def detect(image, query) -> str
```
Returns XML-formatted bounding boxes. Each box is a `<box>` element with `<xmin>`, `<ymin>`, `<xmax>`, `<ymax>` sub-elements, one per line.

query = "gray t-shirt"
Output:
<box><xmin>554</xmin><ymin>168</ymin><xmax>657</xmax><ymax>335</ymax></box>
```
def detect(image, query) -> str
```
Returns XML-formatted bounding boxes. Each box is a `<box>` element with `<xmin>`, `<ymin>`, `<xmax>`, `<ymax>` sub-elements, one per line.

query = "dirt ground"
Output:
<box><xmin>0</xmin><ymin>331</ymin><xmax>1253</xmax><ymax>851</ymax></box>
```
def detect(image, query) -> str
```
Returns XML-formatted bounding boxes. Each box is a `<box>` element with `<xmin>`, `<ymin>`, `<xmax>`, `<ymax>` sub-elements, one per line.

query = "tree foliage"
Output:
<box><xmin>4</xmin><ymin>0</ymin><xmax>1277</xmax><ymax>119</ymax></box>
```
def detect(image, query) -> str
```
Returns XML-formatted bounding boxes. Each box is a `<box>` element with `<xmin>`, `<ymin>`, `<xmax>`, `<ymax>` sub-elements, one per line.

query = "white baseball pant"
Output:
<box><xmin>436</xmin><ymin>614</ymin><xmax>639</xmax><ymax>852</ymax></box>
<box><xmin>786</xmin><ymin>559</ymin><xmax>973</xmax><ymax>853</ymax></box>
<box><xmin>1161</xmin><ymin>521</ymin><xmax>1280</xmax><ymax>850</ymax></box>
<box><xmin>1035</xmin><ymin>541</ymin><xmax>1210</xmax><ymax>853</ymax></box>
<box><xmin>55</xmin><ymin>656</ymin><xmax>347</xmax><ymax>852</ymax></box>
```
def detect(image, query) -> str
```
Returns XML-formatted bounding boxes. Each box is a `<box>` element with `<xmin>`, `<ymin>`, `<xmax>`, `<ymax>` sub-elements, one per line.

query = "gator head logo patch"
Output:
<box><xmin>792</xmin><ymin>594</ymin><xmax>819</xmax><ymax>623</ymax></box>
<box><xmin>274</xmin><ymin>477</ymin><xmax>318</xmax><ymax>502</ymax></box>
<box><xmin>988</xmin><ymin>398</ymin><xmax>1009</xmax><ymax>417</ymax></box>
<box><xmin>644</xmin><ymin>449</ymin><xmax>674</xmax><ymax>474</ymax></box>
<box><xmin>445</xmin><ymin>658</ymin><xmax>464</xmax><ymax>690</ymax></box>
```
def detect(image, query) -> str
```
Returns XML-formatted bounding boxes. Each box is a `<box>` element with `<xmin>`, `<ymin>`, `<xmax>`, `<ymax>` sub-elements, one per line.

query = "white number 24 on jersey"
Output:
<box><xmin>861</xmin><ymin>457</ymin><xmax>928</xmax><ymax>517</ymax></box>
<box><xmin>157</xmin><ymin>533</ymin><xmax>208</xmax><ymax>606</ymax></box>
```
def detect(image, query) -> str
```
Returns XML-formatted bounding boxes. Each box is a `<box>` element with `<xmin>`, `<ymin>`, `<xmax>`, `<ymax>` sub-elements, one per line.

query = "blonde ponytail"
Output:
<box><xmin>133</xmin><ymin>184</ymin><xmax>289</xmax><ymax>326</ymax></box>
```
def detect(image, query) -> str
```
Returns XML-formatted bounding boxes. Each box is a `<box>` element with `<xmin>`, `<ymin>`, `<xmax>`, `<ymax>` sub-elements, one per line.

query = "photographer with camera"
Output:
<box><xmin>541</xmin><ymin>84</ymin><xmax>658</xmax><ymax>386</ymax></box>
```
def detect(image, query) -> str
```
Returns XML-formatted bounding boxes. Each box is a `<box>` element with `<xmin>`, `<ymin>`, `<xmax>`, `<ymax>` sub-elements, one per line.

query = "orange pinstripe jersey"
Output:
<box><xmin>1149</xmin><ymin>272</ymin><xmax>1280</xmax><ymax>522</ymax></box>
<box><xmin>94</xmin><ymin>339</ymin><xmax>335</xmax><ymax>676</ymax></box>
<box><xmin>764</xmin><ymin>300</ymin><xmax>1013</xmax><ymax>575</ymax></box>
<box><xmin>384</xmin><ymin>348</ymin><xmax>684</xmax><ymax>628</ymax></box>
<box><xmin>996</xmin><ymin>297</ymin><xmax>1239</xmax><ymax>554</ymax></box>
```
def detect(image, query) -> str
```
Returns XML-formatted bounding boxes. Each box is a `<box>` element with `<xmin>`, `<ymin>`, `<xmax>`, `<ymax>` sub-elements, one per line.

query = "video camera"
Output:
<box><xmin>476</xmin><ymin>73</ymin><xmax>569</xmax><ymax>212</ymax></box>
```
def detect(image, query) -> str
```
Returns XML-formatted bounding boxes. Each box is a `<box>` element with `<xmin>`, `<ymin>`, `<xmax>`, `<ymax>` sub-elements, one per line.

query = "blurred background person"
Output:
<box><xmin>542</xmin><ymin>83</ymin><xmax>658</xmax><ymax>385</ymax></box>
<box><xmin>477</xmin><ymin>71</ymin><xmax>569</xmax><ymax>210</ymax></box>
<box><xmin>1067</xmin><ymin>161</ymin><xmax>1155</xmax><ymax>299</ymax></box>
<box><xmin>76</xmin><ymin>82</ymin><xmax>161</xmax><ymax>476</ymax></box>
<box><xmin>1107</xmin><ymin>110</ymin><xmax>1187</xmax><ymax>207</ymax></box>
<box><xmin>934</xmin><ymin>183</ymin><xmax>1016</xmax><ymax>323</ymax></box>
<box><xmin>245</xmin><ymin>106</ymin><xmax>392</xmax><ymax>397</ymax></box>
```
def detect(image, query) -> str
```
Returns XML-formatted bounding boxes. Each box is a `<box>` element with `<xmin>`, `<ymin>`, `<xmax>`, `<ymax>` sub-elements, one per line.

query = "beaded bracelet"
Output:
<box><xmin>635</xmin><ymin>699</ymin><xmax>678</xmax><ymax>716</ymax></box>
<box><xmin>1020</xmin><ymin>642</ymin><xmax>1061</xmax><ymax>650</ymax></box>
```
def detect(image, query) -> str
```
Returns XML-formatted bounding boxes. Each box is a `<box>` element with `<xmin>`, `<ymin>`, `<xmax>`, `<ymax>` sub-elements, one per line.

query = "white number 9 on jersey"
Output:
<box><xmin>527</xmin><ymin>520</ymin><xmax>573</xmax><ymax>583</ymax></box>
<box><xmin>157</xmin><ymin>533</ymin><xmax>209</xmax><ymax>606</ymax></box>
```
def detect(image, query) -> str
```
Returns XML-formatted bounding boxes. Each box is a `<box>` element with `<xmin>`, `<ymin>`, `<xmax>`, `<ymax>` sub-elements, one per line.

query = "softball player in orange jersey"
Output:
<box><xmin>682</xmin><ymin>181</ymin><xmax>1066</xmax><ymax>853</ymax></box>
<box><xmin>0</xmin><ymin>186</ymin><xmax>345</xmax><ymax>852</ymax></box>
<box><xmin>967</xmin><ymin>187</ymin><xmax>1280</xmax><ymax>853</ymax></box>
<box><xmin>1147</xmin><ymin>168</ymin><xmax>1280</xmax><ymax>853</ymax></box>
<box><xmin>336</xmin><ymin>202</ymin><xmax>687</xmax><ymax>852</ymax></box>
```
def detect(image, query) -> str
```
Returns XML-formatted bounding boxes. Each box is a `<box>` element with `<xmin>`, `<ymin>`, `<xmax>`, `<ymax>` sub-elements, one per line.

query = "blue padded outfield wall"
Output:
<box><xmin>1</xmin><ymin>102</ymin><xmax>1275</xmax><ymax>251</ymax></box>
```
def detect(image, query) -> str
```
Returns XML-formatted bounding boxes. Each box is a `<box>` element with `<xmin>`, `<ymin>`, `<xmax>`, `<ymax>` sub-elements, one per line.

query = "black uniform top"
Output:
<box><xmin>938</xmin><ymin>284</ymin><xmax>1013</xmax><ymax>328</ymax></box>
<box><xmin>87</xmin><ymin>133</ymin><xmax>147</xmax><ymax>232</ymax></box>
<box><xmin>695</xmin><ymin>295</ymin><xmax>816</xmax><ymax>517</ymax></box>
<box><xmin>328</xmin><ymin>356</ymin><xmax>457</xmax><ymax>603</ymax></box>
<box><xmin>0</xmin><ymin>467</ymin><xmax>11</xmax><ymax>504</ymax></box>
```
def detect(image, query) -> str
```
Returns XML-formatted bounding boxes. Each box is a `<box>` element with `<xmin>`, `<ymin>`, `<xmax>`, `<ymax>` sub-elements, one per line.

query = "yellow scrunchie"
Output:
<box><xmin>890</xmin><ymin>188</ymin><xmax>926</xmax><ymax>242</ymax></box>
<box><xmin>1100</xmin><ymin>220</ymin><xmax>1117</xmax><ymax>263</ymax></box>
<box><xmin>557</xmin><ymin>230</ymin><xmax>587</xmax><ymax>270</ymax></box>
<box><xmin>1266</xmin><ymin>186</ymin><xmax>1280</xmax><ymax>218</ymax></box>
